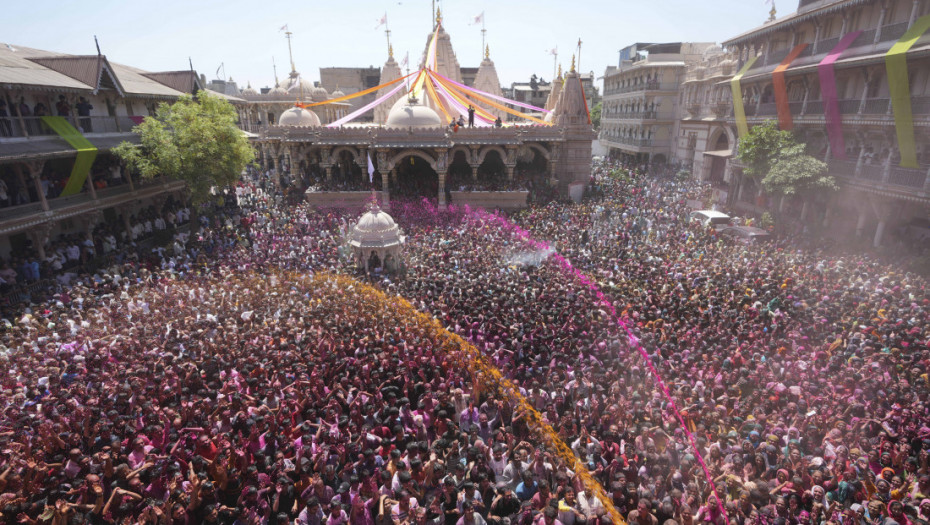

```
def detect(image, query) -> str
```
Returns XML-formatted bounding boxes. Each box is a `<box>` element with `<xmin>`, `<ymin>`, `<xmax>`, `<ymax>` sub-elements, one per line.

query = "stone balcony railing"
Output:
<box><xmin>0</xmin><ymin>115</ymin><xmax>144</xmax><ymax>142</ymax></box>
<box><xmin>829</xmin><ymin>159</ymin><xmax>930</xmax><ymax>195</ymax></box>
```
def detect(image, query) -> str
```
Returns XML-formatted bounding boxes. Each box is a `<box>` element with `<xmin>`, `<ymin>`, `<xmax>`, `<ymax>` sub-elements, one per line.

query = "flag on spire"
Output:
<box><xmin>470</xmin><ymin>11</ymin><xmax>484</xmax><ymax>25</ymax></box>
<box><xmin>400</xmin><ymin>52</ymin><xmax>409</xmax><ymax>69</ymax></box>
<box><xmin>375</xmin><ymin>13</ymin><xmax>387</xmax><ymax>30</ymax></box>
<box><xmin>549</xmin><ymin>48</ymin><xmax>558</xmax><ymax>56</ymax></box>
<box><xmin>279</xmin><ymin>24</ymin><xmax>288</xmax><ymax>32</ymax></box>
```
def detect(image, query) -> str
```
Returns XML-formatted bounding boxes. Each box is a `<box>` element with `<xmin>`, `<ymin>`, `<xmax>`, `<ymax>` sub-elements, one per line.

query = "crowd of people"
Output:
<box><xmin>0</xmin><ymin>159</ymin><xmax>928</xmax><ymax>525</ymax></box>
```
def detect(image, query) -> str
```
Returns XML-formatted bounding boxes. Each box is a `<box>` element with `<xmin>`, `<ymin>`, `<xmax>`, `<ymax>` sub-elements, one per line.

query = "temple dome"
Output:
<box><xmin>288</xmin><ymin>78</ymin><xmax>316</xmax><ymax>96</ymax></box>
<box><xmin>278</xmin><ymin>106</ymin><xmax>321</xmax><ymax>127</ymax></box>
<box><xmin>311</xmin><ymin>86</ymin><xmax>329</xmax><ymax>102</ymax></box>
<box><xmin>269</xmin><ymin>84</ymin><xmax>288</xmax><ymax>96</ymax></box>
<box><xmin>348</xmin><ymin>203</ymin><xmax>405</xmax><ymax>249</ymax></box>
<box><xmin>385</xmin><ymin>97</ymin><xmax>442</xmax><ymax>128</ymax></box>
<box><xmin>240</xmin><ymin>83</ymin><xmax>257</xmax><ymax>96</ymax></box>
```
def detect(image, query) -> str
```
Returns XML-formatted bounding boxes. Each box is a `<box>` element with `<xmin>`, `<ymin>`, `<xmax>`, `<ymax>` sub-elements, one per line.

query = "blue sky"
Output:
<box><xmin>4</xmin><ymin>0</ymin><xmax>774</xmax><ymax>89</ymax></box>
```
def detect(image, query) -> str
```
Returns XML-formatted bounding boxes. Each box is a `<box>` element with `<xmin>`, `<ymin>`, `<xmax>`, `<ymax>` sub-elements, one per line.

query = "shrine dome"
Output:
<box><xmin>385</xmin><ymin>97</ymin><xmax>443</xmax><ymax>128</ymax></box>
<box><xmin>278</xmin><ymin>106</ymin><xmax>321</xmax><ymax>127</ymax></box>
<box><xmin>348</xmin><ymin>202</ymin><xmax>405</xmax><ymax>249</ymax></box>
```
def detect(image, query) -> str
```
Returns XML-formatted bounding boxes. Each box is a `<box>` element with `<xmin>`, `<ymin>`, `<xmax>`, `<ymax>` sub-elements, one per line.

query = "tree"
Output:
<box><xmin>589</xmin><ymin>101</ymin><xmax>602</xmax><ymax>130</ymax></box>
<box><xmin>735</xmin><ymin>120</ymin><xmax>793</xmax><ymax>179</ymax></box>
<box><xmin>761</xmin><ymin>144</ymin><xmax>835</xmax><ymax>196</ymax></box>
<box><xmin>737</xmin><ymin>120</ymin><xmax>836</xmax><ymax>198</ymax></box>
<box><xmin>113</xmin><ymin>92</ymin><xmax>254</xmax><ymax>205</ymax></box>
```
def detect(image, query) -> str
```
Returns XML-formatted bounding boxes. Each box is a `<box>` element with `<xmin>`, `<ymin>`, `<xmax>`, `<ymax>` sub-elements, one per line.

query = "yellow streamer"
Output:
<box><xmin>430</xmin><ymin>71</ymin><xmax>552</xmax><ymax>126</ymax></box>
<box><xmin>730</xmin><ymin>55</ymin><xmax>759</xmax><ymax>138</ymax></box>
<box><xmin>430</xmin><ymin>75</ymin><xmax>497</xmax><ymax>122</ymax></box>
<box><xmin>885</xmin><ymin>14</ymin><xmax>930</xmax><ymax>168</ymax></box>
<box><xmin>424</xmin><ymin>75</ymin><xmax>453</xmax><ymax>124</ymax></box>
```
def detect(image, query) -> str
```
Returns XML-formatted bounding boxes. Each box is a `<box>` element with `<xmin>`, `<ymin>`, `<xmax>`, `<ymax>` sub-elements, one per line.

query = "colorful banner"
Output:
<box><xmin>305</xmin><ymin>72</ymin><xmax>414</xmax><ymax>108</ymax></box>
<box><xmin>431</xmin><ymin>78</ymin><xmax>494</xmax><ymax>126</ymax></box>
<box><xmin>772</xmin><ymin>43</ymin><xmax>808</xmax><ymax>130</ymax></box>
<box><xmin>424</xmin><ymin>74</ymin><xmax>454</xmax><ymax>124</ymax></box>
<box><xmin>40</xmin><ymin>116</ymin><xmax>98</xmax><ymax>197</ymax></box>
<box><xmin>326</xmin><ymin>81</ymin><xmax>406</xmax><ymax>127</ymax></box>
<box><xmin>430</xmin><ymin>71</ymin><xmax>551</xmax><ymax>126</ymax></box>
<box><xmin>819</xmin><ymin>31</ymin><xmax>862</xmax><ymax>161</ymax></box>
<box><xmin>428</xmin><ymin>73</ymin><xmax>497</xmax><ymax>122</ymax></box>
<box><xmin>431</xmin><ymin>72</ymin><xmax>551</xmax><ymax>114</ymax></box>
<box><xmin>730</xmin><ymin>55</ymin><xmax>759</xmax><ymax>138</ymax></box>
<box><xmin>886</xmin><ymin>15</ymin><xmax>930</xmax><ymax>168</ymax></box>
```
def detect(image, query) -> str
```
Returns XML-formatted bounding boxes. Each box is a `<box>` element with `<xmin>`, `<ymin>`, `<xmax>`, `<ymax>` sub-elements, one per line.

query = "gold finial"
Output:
<box><xmin>570</xmin><ymin>55</ymin><xmax>576</xmax><ymax>73</ymax></box>
<box><xmin>768</xmin><ymin>1</ymin><xmax>777</xmax><ymax>21</ymax></box>
<box><xmin>557</xmin><ymin>63</ymin><xmax>562</xmax><ymax>78</ymax></box>
<box><xmin>436</xmin><ymin>7</ymin><xmax>442</xmax><ymax>24</ymax></box>
<box><xmin>485</xmin><ymin>44</ymin><xmax>490</xmax><ymax>59</ymax></box>
<box><xmin>389</xmin><ymin>44</ymin><xmax>394</xmax><ymax>58</ymax></box>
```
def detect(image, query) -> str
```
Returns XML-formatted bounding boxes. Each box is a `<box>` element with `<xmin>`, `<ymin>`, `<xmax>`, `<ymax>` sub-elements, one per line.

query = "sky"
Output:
<box><xmin>3</xmin><ymin>0</ymin><xmax>775</xmax><ymax>89</ymax></box>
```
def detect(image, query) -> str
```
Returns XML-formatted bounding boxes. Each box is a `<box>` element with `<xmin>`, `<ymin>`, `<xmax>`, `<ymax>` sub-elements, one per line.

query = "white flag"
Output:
<box><xmin>375</xmin><ymin>13</ymin><xmax>387</xmax><ymax>30</ymax></box>
<box><xmin>470</xmin><ymin>11</ymin><xmax>484</xmax><ymax>25</ymax></box>
<box><xmin>399</xmin><ymin>52</ymin><xmax>409</xmax><ymax>69</ymax></box>
<box><xmin>549</xmin><ymin>48</ymin><xmax>558</xmax><ymax>56</ymax></box>
<box><xmin>367</xmin><ymin>152</ymin><xmax>375</xmax><ymax>183</ymax></box>
<box><xmin>5</xmin><ymin>43</ymin><xmax>15</xmax><ymax>53</ymax></box>
<box><xmin>279</xmin><ymin>24</ymin><xmax>288</xmax><ymax>32</ymax></box>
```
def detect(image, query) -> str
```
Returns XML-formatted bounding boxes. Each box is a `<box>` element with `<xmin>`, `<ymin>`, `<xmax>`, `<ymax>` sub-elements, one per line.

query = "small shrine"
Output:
<box><xmin>347</xmin><ymin>201</ymin><xmax>406</xmax><ymax>273</ymax></box>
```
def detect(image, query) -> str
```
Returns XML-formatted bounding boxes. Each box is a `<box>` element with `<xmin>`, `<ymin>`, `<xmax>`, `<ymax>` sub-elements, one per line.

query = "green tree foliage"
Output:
<box><xmin>113</xmin><ymin>92</ymin><xmax>254</xmax><ymax>204</ymax></box>
<box><xmin>737</xmin><ymin>120</ymin><xmax>836</xmax><ymax>197</ymax></box>
<box><xmin>736</xmin><ymin>120</ymin><xmax>793</xmax><ymax>178</ymax></box>
<box><xmin>590</xmin><ymin>101</ymin><xmax>602</xmax><ymax>130</ymax></box>
<box><xmin>761</xmin><ymin>144</ymin><xmax>836</xmax><ymax>196</ymax></box>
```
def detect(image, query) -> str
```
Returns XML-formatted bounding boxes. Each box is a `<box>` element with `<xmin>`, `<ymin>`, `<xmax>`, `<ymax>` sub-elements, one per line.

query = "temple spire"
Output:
<box><xmin>485</xmin><ymin>44</ymin><xmax>490</xmax><ymax>59</ymax></box>
<box><xmin>768</xmin><ymin>1</ymin><xmax>777</xmax><ymax>21</ymax></box>
<box><xmin>570</xmin><ymin>54</ymin><xmax>576</xmax><ymax>73</ymax></box>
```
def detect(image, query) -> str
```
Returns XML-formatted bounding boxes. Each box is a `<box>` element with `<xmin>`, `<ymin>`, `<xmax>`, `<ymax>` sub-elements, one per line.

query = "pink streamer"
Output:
<box><xmin>327</xmin><ymin>82</ymin><xmax>407</xmax><ymax>128</ymax></box>
<box><xmin>818</xmin><ymin>31</ymin><xmax>862</xmax><ymax>160</ymax></box>
<box><xmin>431</xmin><ymin>70</ymin><xmax>551</xmax><ymax>114</ymax></box>
<box><xmin>431</xmin><ymin>77</ymin><xmax>493</xmax><ymax>126</ymax></box>
<box><xmin>467</xmin><ymin>208</ymin><xmax>732</xmax><ymax>525</ymax></box>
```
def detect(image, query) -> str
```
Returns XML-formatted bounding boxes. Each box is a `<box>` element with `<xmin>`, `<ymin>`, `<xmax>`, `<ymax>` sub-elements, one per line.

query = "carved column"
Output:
<box><xmin>436</xmin><ymin>149</ymin><xmax>448</xmax><ymax>210</ymax></box>
<box><xmin>23</xmin><ymin>160</ymin><xmax>49</xmax><ymax>211</ymax></box>
<box><xmin>377</xmin><ymin>150</ymin><xmax>390</xmax><ymax>210</ymax></box>
<box><xmin>27</xmin><ymin>222</ymin><xmax>53</xmax><ymax>260</ymax></box>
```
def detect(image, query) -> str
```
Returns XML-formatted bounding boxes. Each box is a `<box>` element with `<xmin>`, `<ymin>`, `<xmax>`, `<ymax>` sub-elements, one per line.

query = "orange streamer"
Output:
<box><xmin>303</xmin><ymin>72</ymin><xmax>415</xmax><ymax>107</ymax></box>
<box><xmin>429</xmin><ymin>71</ymin><xmax>552</xmax><ymax>126</ymax></box>
<box><xmin>773</xmin><ymin>44</ymin><xmax>808</xmax><ymax>130</ymax></box>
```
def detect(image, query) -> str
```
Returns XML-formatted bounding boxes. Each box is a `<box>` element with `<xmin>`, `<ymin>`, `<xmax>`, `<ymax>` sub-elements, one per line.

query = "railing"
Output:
<box><xmin>838</xmin><ymin>99</ymin><xmax>861</xmax><ymax>114</ymax></box>
<box><xmin>828</xmin><ymin>160</ymin><xmax>857</xmax><ymax>177</ymax></box>
<box><xmin>604</xmin><ymin>83</ymin><xmax>678</xmax><ymax>96</ymax></box>
<box><xmin>912</xmin><ymin>96</ymin><xmax>930</xmax><ymax>115</ymax></box>
<box><xmin>0</xmin><ymin>115</ymin><xmax>144</xmax><ymax>140</ymax></box>
<box><xmin>815</xmin><ymin>36</ymin><xmax>840</xmax><ymax>54</ymax></box>
<box><xmin>758</xmin><ymin>102</ymin><xmax>776</xmax><ymax>115</ymax></box>
<box><xmin>805</xmin><ymin>100</ymin><xmax>824</xmax><ymax>114</ymax></box>
<box><xmin>853</xmin><ymin>29</ymin><xmax>876</xmax><ymax>47</ymax></box>
<box><xmin>767</xmin><ymin>47</ymin><xmax>791</xmax><ymax>65</ymax></box>
<box><xmin>789</xmin><ymin>101</ymin><xmax>804</xmax><ymax>115</ymax></box>
<box><xmin>879</xmin><ymin>22</ymin><xmax>910</xmax><ymax>43</ymax></box>
<box><xmin>888</xmin><ymin>166</ymin><xmax>927</xmax><ymax>189</ymax></box>
<box><xmin>858</xmin><ymin>163</ymin><xmax>884</xmax><ymax>182</ymax></box>
<box><xmin>862</xmin><ymin>98</ymin><xmax>890</xmax><ymax>114</ymax></box>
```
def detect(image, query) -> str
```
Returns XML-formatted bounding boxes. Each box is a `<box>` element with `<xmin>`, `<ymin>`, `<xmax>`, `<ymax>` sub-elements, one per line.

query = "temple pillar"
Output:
<box><xmin>505</xmin><ymin>164</ymin><xmax>515</xmax><ymax>181</ymax></box>
<box><xmin>26</xmin><ymin>223</ymin><xmax>53</xmax><ymax>260</ymax></box>
<box><xmin>23</xmin><ymin>161</ymin><xmax>49</xmax><ymax>211</ymax></box>
<box><xmin>874</xmin><ymin>218</ymin><xmax>887</xmax><ymax>248</ymax></box>
<box><xmin>856</xmin><ymin>208</ymin><xmax>868</xmax><ymax>237</ymax></box>
<box><xmin>438</xmin><ymin>171</ymin><xmax>447</xmax><ymax>210</ymax></box>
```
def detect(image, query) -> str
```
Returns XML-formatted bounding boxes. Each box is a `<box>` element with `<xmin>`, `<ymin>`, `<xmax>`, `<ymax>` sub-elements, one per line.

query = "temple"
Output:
<box><xmin>251</xmin><ymin>12</ymin><xmax>595</xmax><ymax>210</ymax></box>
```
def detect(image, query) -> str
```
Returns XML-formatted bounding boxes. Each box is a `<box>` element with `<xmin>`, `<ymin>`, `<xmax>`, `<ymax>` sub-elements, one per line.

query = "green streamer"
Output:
<box><xmin>40</xmin><ymin>116</ymin><xmax>98</xmax><ymax>197</ymax></box>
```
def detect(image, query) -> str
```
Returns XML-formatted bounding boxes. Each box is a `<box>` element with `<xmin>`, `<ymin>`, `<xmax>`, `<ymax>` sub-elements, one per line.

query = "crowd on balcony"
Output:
<box><xmin>0</xmin><ymin>160</ymin><xmax>929</xmax><ymax>525</ymax></box>
<box><xmin>0</xmin><ymin>159</ymin><xmax>131</xmax><ymax>209</ymax></box>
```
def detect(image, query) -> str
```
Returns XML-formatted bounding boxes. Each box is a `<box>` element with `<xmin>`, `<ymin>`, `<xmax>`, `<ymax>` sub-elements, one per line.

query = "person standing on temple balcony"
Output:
<box><xmin>468</xmin><ymin>105</ymin><xmax>475</xmax><ymax>128</ymax></box>
<box><xmin>76</xmin><ymin>97</ymin><xmax>93</xmax><ymax>132</ymax></box>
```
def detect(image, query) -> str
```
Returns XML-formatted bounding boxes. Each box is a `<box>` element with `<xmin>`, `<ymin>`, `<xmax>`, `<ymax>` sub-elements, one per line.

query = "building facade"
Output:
<box><xmin>600</xmin><ymin>42</ymin><xmax>715</xmax><ymax>164</ymax></box>
<box><xmin>0</xmin><ymin>44</ymin><xmax>228</xmax><ymax>259</ymax></box>
<box><xmin>676</xmin><ymin>0</ymin><xmax>930</xmax><ymax>246</ymax></box>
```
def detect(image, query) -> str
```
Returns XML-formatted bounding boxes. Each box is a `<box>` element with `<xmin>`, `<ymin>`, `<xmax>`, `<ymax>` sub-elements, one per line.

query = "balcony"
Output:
<box><xmin>815</xmin><ymin>37</ymin><xmax>840</xmax><ymax>55</ymax></box>
<box><xmin>604</xmin><ymin>82</ymin><xmax>679</xmax><ymax>96</ymax></box>
<box><xmin>879</xmin><ymin>22</ymin><xmax>910</xmax><ymax>43</ymax></box>
<box><xmin>829</xmin><ymin>160</ymin><xmax>930</xmax><ymax>194</ymax></box>
<box><xmin>0</xmin><ymin>116</ymin><xmax>143</xmax><ymax>142</ymax></box>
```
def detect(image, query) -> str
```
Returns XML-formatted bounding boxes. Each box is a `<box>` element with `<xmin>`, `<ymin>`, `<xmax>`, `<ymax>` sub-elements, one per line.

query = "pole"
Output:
<box><xmin>481</xmin><ymin>18</ymin><xmax>486</xmax><ymax>58</ymax></box>
<box><xmin>432</xmin><ymin>0</ymin><xmax>435</xmax><ymax>30</ymax></box>
<box><xmin>553</xmin><ymin>51</ymin><xmax>558</xmax><ymax>81</ymax></box>
<box><xmin>578</xmin><ymin>38</ymin><xmax>583</xmax><ymax>72</ymax></box>
<box><xmin>286</xmin><ymin>31</ymin><xmax>295</xmax><ymax>73</ymax></box>
<box><xmin>386</xmin><ymin>27</ymin><xmax>392</xmax><ymax>53</ymax></box>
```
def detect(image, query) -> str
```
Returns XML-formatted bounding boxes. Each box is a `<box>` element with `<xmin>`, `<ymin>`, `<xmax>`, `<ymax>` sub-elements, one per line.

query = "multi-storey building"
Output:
<box><xmin>600</xmin><ymin>42</ymin><xmax>715</xmax><ymax>164</ymax></box>
<box><xmin>0</xmin><ymin>43</ymin><xmax>243</xmax><ymax>259</ymax></box>
<box><xmin>678</xmin><ymin>0</ymin><xmax>930</xmax><ymax>246</ymax></box>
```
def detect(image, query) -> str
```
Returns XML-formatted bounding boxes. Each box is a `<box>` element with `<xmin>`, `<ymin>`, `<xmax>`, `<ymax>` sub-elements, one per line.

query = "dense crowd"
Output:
<box><xmin>0</xmin><ymin>160</ymin><xmax>928</xmax><ymax>525</ymax></box>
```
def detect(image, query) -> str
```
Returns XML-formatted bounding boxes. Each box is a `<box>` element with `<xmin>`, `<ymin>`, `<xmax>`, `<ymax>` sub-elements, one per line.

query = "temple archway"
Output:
<box><xmin>391</xmin><ymin>154</ymin><xmax>439</xmax><ymax>202</ymax></box>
